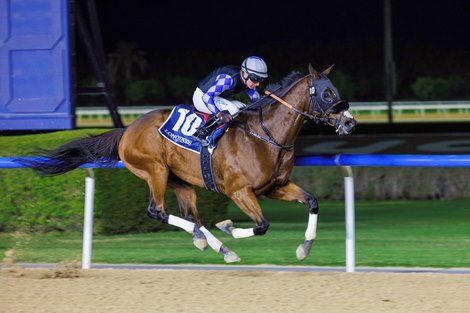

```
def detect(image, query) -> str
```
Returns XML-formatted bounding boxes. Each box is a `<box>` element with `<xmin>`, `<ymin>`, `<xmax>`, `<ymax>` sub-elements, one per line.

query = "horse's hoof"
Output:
<box><xmin>193</xmin><ymin>226</ymin><xmax>207</xmax><ymax>251</ymax></box>
<box><xmin>223</xmin><ymin>250</ymin><xmax>241</xmax><ymax>263</ymax></box>
<box><xmin>193</xmin><ymin>238</ymin><xmax>208</xmax><ymax>251</ymax></box>
<box><xmin>296</xmin><ymin>240</ymin><xmax>314</xmax><ymax>261</ymax></box>
<box><xmin>215</xmin><ymin>219</ymin><xmax>234</xmax><ymax>235</ymax></box>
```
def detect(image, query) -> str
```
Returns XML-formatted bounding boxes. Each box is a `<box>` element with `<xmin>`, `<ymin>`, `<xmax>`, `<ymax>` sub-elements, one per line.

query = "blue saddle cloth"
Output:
<box><xmin>158</xmin><ymin>104</ymin><xmax>229</xmax><ymax>154</ymax></box>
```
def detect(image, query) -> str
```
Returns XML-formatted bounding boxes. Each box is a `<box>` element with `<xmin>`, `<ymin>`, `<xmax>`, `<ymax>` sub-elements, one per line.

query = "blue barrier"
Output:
<box><xmin>0</xmin><ymin>157</ymin><xmax>125</xmax><ymax>169</ymax></box>
<box><xmin>294</xmin><ymin>154</ymin><xmax>470</xmax><ymax>167</ymax></box>
<box><xmin>3</xmin><ymin>154</ymin><xmax>470</xmax><ymax>272</ymax></box>
<box><xmin>2</xmin><ymin>155</ymin><xmax>470</xmax><ymax>169</ymax></box>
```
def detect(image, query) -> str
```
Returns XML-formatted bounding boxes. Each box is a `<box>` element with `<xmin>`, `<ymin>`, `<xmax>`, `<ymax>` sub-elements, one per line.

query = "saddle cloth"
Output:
<box><xmin>158</xmin><ymin>104</ymin><xmax>229</xmax><ymax>153</ymax></box>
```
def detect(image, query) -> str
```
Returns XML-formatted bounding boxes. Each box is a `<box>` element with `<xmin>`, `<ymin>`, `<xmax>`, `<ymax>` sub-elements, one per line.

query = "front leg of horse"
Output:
<box><xmin>266</xmin><ymin>181</ymin><xmax>319</xmax><ymax>261</ymax></box>
<box><xmin>216</xmin><ymin>219</ymin><xmax>269</xmax><ymax>238</ymax></box>
<box><xmin>217</xmin><ymin>187</ymin><xmax>270</xmax><ymax>240</ymax></box>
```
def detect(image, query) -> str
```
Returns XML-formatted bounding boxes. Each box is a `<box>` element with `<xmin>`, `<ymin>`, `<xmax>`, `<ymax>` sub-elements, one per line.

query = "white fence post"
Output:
<box><xmin>82</xmin><ymin>169</ymin><xmax>95</xmax><ymax>269</ymax></box>
<box><xmin>341</xmin><ymin>166</ymin><xmax>355</xmax><ymax>272</ymax></box>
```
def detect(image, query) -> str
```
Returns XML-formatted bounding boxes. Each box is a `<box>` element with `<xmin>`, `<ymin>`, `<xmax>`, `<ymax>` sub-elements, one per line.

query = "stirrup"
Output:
<box><xmin>193</xmin><ymin>136</ymin><xmax>209</xmax><ymax>146</ymax></box>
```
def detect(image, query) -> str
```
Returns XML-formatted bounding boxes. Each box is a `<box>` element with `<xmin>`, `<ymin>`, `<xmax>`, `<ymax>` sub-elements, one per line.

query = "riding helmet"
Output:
<box><xmin>241</xmin><ymin>56</ymin><xmax>268</xmax><ymax>79</ymax></box>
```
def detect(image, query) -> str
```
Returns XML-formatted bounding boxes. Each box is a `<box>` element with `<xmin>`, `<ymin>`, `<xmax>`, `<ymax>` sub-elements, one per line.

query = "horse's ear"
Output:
<box><xmin>322</xmin><ymin>64</ymin><xmax>335</xmax><ymax>76</ymax></box>
<box><xmin>308</xmin><ymin>64</ymin><xmax>320</xmax><ymax>79</ymax></box>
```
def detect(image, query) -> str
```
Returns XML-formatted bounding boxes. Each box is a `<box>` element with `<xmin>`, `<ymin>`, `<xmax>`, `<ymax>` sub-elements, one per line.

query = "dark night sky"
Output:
<box><xmin>94</xmin><ymin>0</ymin><xmax>470</xmax><ymax>53</ymax></box>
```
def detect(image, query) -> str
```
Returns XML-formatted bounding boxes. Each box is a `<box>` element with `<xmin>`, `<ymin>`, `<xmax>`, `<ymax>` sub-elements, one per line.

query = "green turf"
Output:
<box><xmin>1</xmin><ymin>199</ymin><xmax>469</xmax><ymax>267</ymax></box>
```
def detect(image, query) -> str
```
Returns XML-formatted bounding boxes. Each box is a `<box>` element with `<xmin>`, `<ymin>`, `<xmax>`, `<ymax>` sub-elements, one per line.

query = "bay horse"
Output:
<box><xmin>21</xmin><ymin>65</ymin><xmax>357</xmax><ymax>263</ymax></box>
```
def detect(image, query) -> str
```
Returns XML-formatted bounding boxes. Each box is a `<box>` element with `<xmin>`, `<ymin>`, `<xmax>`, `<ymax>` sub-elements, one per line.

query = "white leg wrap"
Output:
<box><xmin>232</xmin><ymin>228</ymin><xmax>255</xmax><ymax>239</ymax></box>
<box><xmin>168</xmin><ymin>215</ymin><xmax>195</xmax><ymax>234</ymax></box>
<box><xmin>305</xmin><ymin>213</ymin><xmax>318</xmax><ymax>240</ymax></box>
<box><xmin>199</xmin><ymin>226</ymin><xmax>223</xmax><ymax>252</ymax></box>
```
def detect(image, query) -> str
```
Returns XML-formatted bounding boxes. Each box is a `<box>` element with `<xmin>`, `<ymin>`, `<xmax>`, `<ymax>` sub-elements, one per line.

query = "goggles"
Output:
<box><xmin>247</xmin><ymin>73</ymin><xmax>265</xmax><ymax>83</ymax></box>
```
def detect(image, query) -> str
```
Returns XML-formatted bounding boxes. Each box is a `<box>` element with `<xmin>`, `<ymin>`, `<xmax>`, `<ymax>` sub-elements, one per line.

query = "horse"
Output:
<box><xmin>20</xmin><ymin>64</ymin><xmax>357</xmax><ymax>263</ymax></box>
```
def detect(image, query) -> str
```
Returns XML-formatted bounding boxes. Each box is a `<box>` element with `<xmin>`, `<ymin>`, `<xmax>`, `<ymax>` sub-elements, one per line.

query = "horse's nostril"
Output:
<box><xmin>343</xmin><ymin>119</ymin><xmax>357</xmax><ymax>133</ymax></box>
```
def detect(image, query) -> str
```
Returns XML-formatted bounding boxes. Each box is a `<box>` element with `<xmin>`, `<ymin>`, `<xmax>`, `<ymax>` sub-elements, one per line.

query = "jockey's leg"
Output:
<box><xmin>217</xmin><ymin>186</ymin><xmax>270</xmax><ymax>238</ymax></box>
<box><xmin>266</xmin><ymin>181</ymin><xmax>319</xmax><ymax>261</ymax></box>
<box><xmin>193</xmin><ymin>88</ymin><xmax>245</xmax><ymax>116</ymax></box>
<box><xmin>214</xmin><ymin>97</ymin><xmax>246</xmax><ymax>115</ymax></box>
<box><xmin>191</xmin><ymin>114</ymin><xmax>218</xmax><ymax>145</ymax></box>
<box><xmin>192</xmin><ymin>95</ymin><xmax>245</xmax><ymax>145</ymax></box>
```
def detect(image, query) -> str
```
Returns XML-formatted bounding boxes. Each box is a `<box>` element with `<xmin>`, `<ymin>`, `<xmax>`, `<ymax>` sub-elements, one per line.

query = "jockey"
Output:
<box><xmin>192</xmin><ymin>56</ymin><xmax>268</xmax><ymax>145</ymax></box>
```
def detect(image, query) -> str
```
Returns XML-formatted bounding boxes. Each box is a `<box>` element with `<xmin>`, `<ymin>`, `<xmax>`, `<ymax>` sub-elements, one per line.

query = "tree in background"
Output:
<box><xmin>165</xmin><ymin>76</ymin><xmax>197</xmax><ymax>104</ymax></box>
<box><xmin>125</xmin><ymin>80</ymin><xmax>165</xmax><ymax>105</ymax></box>
<box><xmin>411</xmin><ymin>75</ymin><xmax>468</xmax><ymax>100</ymax></box>
<box><xmin>107</xmin><ymin>42</ymin><xmax>149</xmax><ymax>103</ymax></box>
<box><xmin>107</xmin><ymin>41</ymin><xmax>148</xmax><ymax>83</ymax></box>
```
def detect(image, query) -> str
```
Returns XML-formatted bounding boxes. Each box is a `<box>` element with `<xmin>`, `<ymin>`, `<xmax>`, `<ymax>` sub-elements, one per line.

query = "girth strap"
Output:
<box><xmin>200</xmin><ymin>146</ymin><xmax>219</xmax><ymax>192</ymax></box>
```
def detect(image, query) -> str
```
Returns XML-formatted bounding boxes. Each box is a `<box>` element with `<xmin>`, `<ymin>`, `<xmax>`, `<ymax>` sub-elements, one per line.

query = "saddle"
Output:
<box><xmin>158</xmin><ymin>104</ymin><xmax>230</xmax><ymax>192</ymax></box>
<box><xmin>158</xmin><ymin>104</ymin><xmax>229</xmax><ymax>153</ymax></box>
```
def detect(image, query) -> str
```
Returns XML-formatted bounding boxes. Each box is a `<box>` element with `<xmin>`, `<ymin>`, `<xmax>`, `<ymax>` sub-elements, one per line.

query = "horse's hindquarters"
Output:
<box><xmin>119</xmin><ymin>110</ymin><xmax>169</xmax><ymax>179</ymax></box>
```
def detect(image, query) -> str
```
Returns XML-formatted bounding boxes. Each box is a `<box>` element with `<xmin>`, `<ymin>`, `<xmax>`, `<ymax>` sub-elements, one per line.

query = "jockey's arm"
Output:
<box><xmin>202</xmin><ymin>74</ymin><xmax>234</xmax><ymax>114</ymax></box>
<box><xmin>246</xmin><ymin>88</ymin><xmax>261</xmax><ymax>102</ymax></box>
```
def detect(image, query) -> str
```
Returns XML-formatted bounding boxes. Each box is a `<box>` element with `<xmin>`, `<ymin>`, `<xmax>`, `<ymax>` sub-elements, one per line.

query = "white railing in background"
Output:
<box><xmin>75</xmin><ymin>101</ymin><xmax>470</xmax><ymax>126</ymax></box>
<box><xmin>349</xmin><ymin>100</ymin><xmax>470</xmax><ymax>114</ymax></box>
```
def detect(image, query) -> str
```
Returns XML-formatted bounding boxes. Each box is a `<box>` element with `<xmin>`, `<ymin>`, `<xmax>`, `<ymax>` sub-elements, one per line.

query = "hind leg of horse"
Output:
<box><xmin>147</xmin><ymin>186</ymin><xmax>236</xmax><ymax>260</ymax></box>
<box><xmin>217</xmin><ymin>186</ymin><xmax>270</xmax><ymax>239</ymax></box>
<box><xmin>147</xmin><ymin>184</ymin><xmax>238</xmax><ymax>263</ymax></box>
<box><xmin>168</xmin><ymin>178</ymin><xmax>208</xmax><ymax>251</ymax></box>
<box><xmin>147</xmin><ymin>174</ymin><xmax>240</xmax><ymax>263</ymax></box>
<box><xmin>266</xmin><ymin>181</ymin><xmax>319</xmax><ymax>261</ymax></box>
<box><xmin>144</xmin><ymin>167</ymin><xmax>199</xmax><ymax>235</ymax></box>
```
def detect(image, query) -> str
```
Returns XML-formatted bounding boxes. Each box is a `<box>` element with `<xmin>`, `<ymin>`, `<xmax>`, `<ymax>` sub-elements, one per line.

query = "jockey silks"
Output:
<box><xmin>196</xmin><ymin>66</ymin><xmax>260</xmax><ymax>114</ymax></box>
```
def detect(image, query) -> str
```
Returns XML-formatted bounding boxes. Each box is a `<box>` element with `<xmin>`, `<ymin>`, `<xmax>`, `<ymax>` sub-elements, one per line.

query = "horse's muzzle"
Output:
<box><xmin>336</xmin><ymin>111</ymin><xmax>357</xmax><ymax>135</ymax></box>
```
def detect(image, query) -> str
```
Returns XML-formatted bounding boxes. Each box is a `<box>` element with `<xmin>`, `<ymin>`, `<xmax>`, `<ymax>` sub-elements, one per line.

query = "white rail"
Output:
<box><xmin>76</xmin><ymin>101</ymin><xmax>470</xmax><ymax>116</ymax></box>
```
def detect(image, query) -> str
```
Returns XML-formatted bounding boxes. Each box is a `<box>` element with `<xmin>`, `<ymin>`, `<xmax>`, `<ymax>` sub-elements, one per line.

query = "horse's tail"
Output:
<box><xmin>17</xmin><ymin>128</ymin><xmax>126</xmax><ymax>176</ymax></box>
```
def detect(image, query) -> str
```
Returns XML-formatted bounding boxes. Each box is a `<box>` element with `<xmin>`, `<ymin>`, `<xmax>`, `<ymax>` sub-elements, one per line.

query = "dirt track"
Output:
<box><xmin>1</xmin><ymin>264</ymin><xmax>469</xmax><ymax>313</ymax></box>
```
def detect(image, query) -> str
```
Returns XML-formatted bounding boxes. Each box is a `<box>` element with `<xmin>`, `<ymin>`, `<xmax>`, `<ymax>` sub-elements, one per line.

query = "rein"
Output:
<box><xmin>233</xmin><ymin>85</ymin><xmax>296</xmax><ymax>150</ymax></box>
<box><xmin>267</xmin><ymin>79</ymin><xmax>348</xmax><ymax>130</ymax></box>
<box><xmin>234</xmin><ymin>74</ymin><xmax>343</xmax><ymax>149</ymax></box>
<box><xmin>264</xmin><ymin>90</ymin><xmax>329</xmax><ymax>124</ymax></box>
<box><xmin>235</xmin><ymin>117</ymin><xmax>294</xmax><ymax>150</ymax></box>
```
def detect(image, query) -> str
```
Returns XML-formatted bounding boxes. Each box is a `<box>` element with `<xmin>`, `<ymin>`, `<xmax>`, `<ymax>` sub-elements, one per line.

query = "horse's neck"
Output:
<box><xmin>255</xmin><ymin>81</ymin><xmax>309</xmax><ymax>145</ymax></box>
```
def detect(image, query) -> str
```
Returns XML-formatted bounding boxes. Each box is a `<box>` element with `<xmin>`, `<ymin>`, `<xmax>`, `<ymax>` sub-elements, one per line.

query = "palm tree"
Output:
<box><xmin>107</xmin><ymin>41</ymin><xmax>148</xmax><ymax>85</ymax></box>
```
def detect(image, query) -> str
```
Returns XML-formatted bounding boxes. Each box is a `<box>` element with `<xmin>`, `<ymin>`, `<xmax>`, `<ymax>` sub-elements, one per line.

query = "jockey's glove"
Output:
<box><xmin>216</xmin><ymin>110</ymin><xmax>233</xmax><ymax>124</ymax></box>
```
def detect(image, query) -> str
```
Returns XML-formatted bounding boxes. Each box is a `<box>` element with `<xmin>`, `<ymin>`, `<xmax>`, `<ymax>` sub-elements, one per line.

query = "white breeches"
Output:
<box><xmin>193</xmin><ymin>88</ymin><xmax>246</xmax><ymax>115</ymax></box>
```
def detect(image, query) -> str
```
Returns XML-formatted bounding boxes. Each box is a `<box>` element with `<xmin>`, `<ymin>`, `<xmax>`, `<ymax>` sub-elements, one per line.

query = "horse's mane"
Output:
<box><xmin>248</xmin><ymin>71</ymin><xmax>306</xmax><ymax>109</ymax></box>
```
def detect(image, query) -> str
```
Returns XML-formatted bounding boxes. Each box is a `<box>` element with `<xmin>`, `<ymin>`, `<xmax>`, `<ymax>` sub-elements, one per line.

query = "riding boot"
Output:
<box><xmin>192</xmin><ymin>115</ymin><xmax>218</xmax><ymax>146</ymax></box>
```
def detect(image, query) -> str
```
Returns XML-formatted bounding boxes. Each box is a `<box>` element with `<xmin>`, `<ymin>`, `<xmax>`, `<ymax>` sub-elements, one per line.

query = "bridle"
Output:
<box><xmin>237</xmin><ymin>74</ymin><xmax>349</xmax><ymax>149</ymax></box>
<box><xmin>307</xmin><ymin>75</ymin><xmax>351</xmax><ymax>130</ymax></box>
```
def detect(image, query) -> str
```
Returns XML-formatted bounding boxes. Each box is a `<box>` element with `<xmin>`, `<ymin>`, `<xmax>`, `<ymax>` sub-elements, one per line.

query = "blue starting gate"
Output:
<box><xmin>0</xmin><ymin>0</ymin><xmax>73</xmax><ymax>130</ymax></box>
